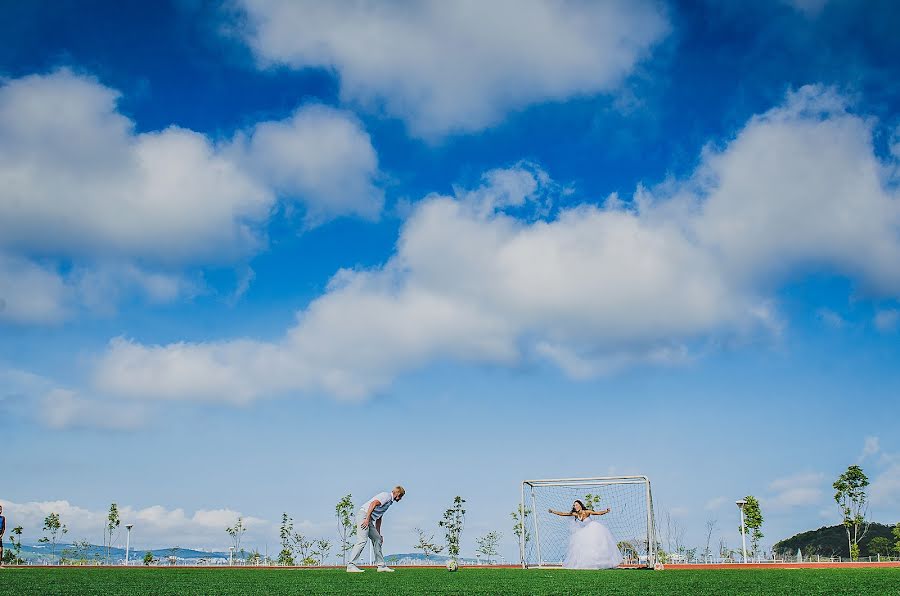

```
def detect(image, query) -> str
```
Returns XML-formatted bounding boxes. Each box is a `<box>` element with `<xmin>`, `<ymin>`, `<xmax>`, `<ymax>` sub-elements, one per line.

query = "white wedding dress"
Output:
<box><xmin>563</xmin><ymin>516</ymin><xmax>623</xmax><ymax>569</ymax></box>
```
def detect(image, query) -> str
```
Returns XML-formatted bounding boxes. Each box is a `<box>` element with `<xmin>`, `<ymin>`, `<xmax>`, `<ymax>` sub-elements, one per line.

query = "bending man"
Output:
<box><xmin>346</xmin><ymin>486</ymin><xmax>405</xmax><ymax>573</ymax></box>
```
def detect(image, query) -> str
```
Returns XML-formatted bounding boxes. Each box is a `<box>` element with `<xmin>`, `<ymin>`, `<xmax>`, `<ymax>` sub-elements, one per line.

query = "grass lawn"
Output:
<box><xmin>1</xmin><ymin>567</ymin><xmax>899</xmax><ymax>595</ymax></box>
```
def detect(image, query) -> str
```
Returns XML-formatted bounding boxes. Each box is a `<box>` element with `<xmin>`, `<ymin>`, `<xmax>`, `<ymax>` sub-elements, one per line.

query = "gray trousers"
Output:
<box><xmin>348</xmin><ymin>510</ymin><xmax>384</xmax><ymax>566</ymax></box>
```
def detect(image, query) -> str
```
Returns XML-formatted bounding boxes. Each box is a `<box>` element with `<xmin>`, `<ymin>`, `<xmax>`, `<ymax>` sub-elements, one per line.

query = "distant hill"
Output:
<box><xmin>773</xmin><ymin>523</ymin><xmax>897</xmax><ymax>558</ymax></box>
<box><xmin>17</xmin><ymin>544</ymin><xmax>487</xmax><ymax>566</ymax></box>
<box><xmin>18</xmin><ymin>543</ymin><xmax>230</xmax><ymax>564</ymax></box>
<box><xmin>385</xmin><ymin>553</ymin><xmax>494</xmax><ymax>565</ymax></box>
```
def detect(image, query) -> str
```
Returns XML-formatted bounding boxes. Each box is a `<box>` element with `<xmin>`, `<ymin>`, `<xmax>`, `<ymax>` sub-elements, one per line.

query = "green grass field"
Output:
<box><xmin>2</xmin><ymin>567</ymin><xmax>899</xmax><ymax>596</ymax></box>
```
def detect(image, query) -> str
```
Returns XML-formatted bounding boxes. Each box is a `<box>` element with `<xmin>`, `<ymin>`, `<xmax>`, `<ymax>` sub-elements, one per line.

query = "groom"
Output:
<box><xmin>346</xmin><ymin>486</ymin><xmax>405</xmax><ymax>573</ymax></box>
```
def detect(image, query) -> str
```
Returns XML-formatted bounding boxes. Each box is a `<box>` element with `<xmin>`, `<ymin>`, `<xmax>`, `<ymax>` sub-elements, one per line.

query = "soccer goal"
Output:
<box><xmin>520</xmin><ymin>476</ymin><xmax>657</xmax><ymax>568</ymax></box>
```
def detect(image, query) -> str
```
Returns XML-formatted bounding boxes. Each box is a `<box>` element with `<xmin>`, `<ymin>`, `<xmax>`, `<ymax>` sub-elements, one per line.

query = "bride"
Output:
<box><xmin>549</xmin><ymin>500</ymin><xmax>623</xmax><ymax>569</ymax></box>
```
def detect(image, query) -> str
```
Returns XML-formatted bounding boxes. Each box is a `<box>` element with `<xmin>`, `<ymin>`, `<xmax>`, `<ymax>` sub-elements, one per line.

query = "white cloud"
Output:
<box><xmin>690</xmin><ymin>86</ymin><xmax>900</xmax><ymax>294</ymax></box>
<box><xmin>536</xmin><ymin>341</ymin><xmax>690</xmax><ymax>379</ymax></box>
<box><xmin>0</xmin><ymin>366</ymin><xmax>147</xmax><ymax>430</ymax></box>
<box><xmin>0</xmin><ymin>253</ymin><xmax>69</xmax><ymax>324</ymax></box>
<box><xmin>41</xmin><ymin>388</ymin><xmax>147</xmax><ymax>431</ymax></box>
<box><xmin>874</xmin><ymin>309</ymin><xmax>899</xmax><ymax>332</ymax></box>
<box><xmin>93</xmin><ymin>164</ymin><xmax>752</xmax><ymax>402</ymax></box>
<box><xmin>0</xmin><ymin>70</ymin><xmax>383</xmax><ymax>322</ymax></box>
<box><xmin>0</xmin><ymin>367</ymin><xmax>52</xmax><ymax>418</ymax></box>
<box><xmin>92</xmin><ymin>86</ymin><xmax>900</xmax><ymax>403</ymax></box>
<box><xmin>0</xmin><ymin>252</ymin><xmax>202</xmax><ymax>324</ymax></box>
<box><xmin>230</xmin><ymin>104</ymin><xmax>383</xmax><ymax>224</ymax></box>
<box><xmin>71</xmin><ymin>263</ymin><xmax>201</xmax><ymax>315</ymax></box>
<box><xmin>862</xmin><ymin>436</ymin><xmax>881</xmax><ymax>459</ymax></box>
<box><xmin>868</xmin><ymin>444</ymin><xmax>900</xmax><ymax>508</ymax></box>
<box><xmin>0</xmin><ymin>70</ymin><xmax>382</xmax><ymax>261</ymax></box>
<box><xmin>0</xmin><ymin>499</ymin><xmax>268</xmax><ymax>550</ymax></box>
<box><xmin>0</xmin><ymin>70</ymin><xmax>268</xmax><ymax>264</ymax></box>
<box><xmin>236</xmin><ymin>0</ymin><xmax>669</xmax><ymax>138</ymax></box>
<box><xmin>870</xmin><ymin>461</ymin><xmax>900</xmax><ymax>508</ymax></box>
<box><xmin>767</xmin><ymin>472</ymin><xmax>826</xmax><ymax>510</ymax></box>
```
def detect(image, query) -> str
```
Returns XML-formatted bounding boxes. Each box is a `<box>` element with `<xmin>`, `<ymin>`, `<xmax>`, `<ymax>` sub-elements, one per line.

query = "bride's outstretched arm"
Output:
<box><xmin>589</xmin><ymin>508</ymin><xmax>611</xmax><ymax>516</ymax></box>
<box><xmin>548</xmin><ymin>509</ymin><xmax>572</xmax><ymax>517</ymax></box>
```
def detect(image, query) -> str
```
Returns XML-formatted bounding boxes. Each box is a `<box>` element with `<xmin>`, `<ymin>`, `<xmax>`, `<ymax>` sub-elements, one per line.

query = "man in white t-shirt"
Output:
<box><xmin>346</xmin><ymin>486</ymin><xmax>405</xmax><ymax>572</ymax></box>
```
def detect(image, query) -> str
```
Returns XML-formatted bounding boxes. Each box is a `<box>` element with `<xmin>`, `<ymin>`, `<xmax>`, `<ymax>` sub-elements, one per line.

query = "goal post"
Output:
<box><xmin>520</xmin><ymin>476</ymin><xmax>657</xmax><ymax>568</ymax></box>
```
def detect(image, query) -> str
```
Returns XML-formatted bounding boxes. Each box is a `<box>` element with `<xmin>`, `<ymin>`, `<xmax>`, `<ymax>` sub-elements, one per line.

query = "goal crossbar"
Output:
<box><xmin>520</xmin><ymin>475</ymin><xmax>656</xmax><ymax>569</ymax></box>
<box><xmin>525</xmin><ymin>476</ymin><xmax>650</xmax><ymax>487</ymax></box>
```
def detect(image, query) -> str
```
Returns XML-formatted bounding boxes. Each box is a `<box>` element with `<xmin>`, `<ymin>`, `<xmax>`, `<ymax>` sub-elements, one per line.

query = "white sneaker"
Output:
<box><xmin>346</xmin><ymin>564</ymin><xmax>364</xmax><ymax>573</ymax></box>
<box><xmin>376</xmin><ymin>566</ymin><xmax>394</xmax><ymax>572</ymax></box>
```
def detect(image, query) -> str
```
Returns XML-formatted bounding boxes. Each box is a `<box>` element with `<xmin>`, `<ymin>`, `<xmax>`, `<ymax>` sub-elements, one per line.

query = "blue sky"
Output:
<box><xmin>1</xmin><ymin>0</ymin><xmax>899</xmax><ymax>561</ymax></box>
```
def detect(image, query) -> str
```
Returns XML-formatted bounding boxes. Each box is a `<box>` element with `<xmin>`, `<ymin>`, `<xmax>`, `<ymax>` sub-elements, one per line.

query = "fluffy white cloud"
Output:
<box><xmin>40</xmin><ymin>388</ymin><xmax>146</xmax><ymax>431</ymax></box>
<box><xmin>691</xmin><ymin>86</ymin><xmax>900</xmax><ymax>293</ymax></box>
<box><xmin>237</xmin><ymin>0</ymin><xmax>669</xmax><ymax>137</ymax></box>
<box><xmin>93</xmin><ymin>164</ymin><xmax>755</xmax><ymax>402</ymax></box>
<box><xmin>766</xmin><ymin>472</ymin><xmax>826</xmax><ymax>510</ymax></box>
<box><xmin>230</xmin><ymin>104</ymin><xmax>382</xmax><ymax>224</ymax></box>
<box><xmin>92</xmin><ymin>86</ymin><xmax>900</xmax><ymax>403</ymax></box>
<box><xmin>870</xmin><ymin>460</ymin><xmax>900</xmax><ymax>508</ymax></box>
<box><xmin>0</xmin><ymin>70</ymin><xmax>383</xmax><ymax>322</ymax></box>
<box><xmin>0</xmin><ymin>70</ymin><xmax>382</xmax><ymax>262</ymax></box>
<box><xmin>868</xmin><ymin>439</ymin><xmax>900</xmax><ymax>508</ymax></box>
<box><xmin>0</xmin><ymin>70</ymin><xmax>268</xmax><ymax>264</ymax></box>
<box><xmin>0</xmin><ymin>499</ymin><xmax>268</xmax><ymax>550</ymax></box>
<box><xmin>862</xmin><ymin>436</ymin><xmax>881</xmax><ymax>458</ymax></box>
<box><xmin>0</xmin><ymin>367</ymin><xmax>146</xmax><ymax>430</ymax></box>
<box><xmin>70</xmin><ymin>263</ymin><xmax>200</xmax><ymax>314</ymax></box>
<box><xmin>0</xmin><ymin>252</ymin><xmax>199</xmax><ymax>324</ymax></box>
<box><xmin>0</xmin><ymin>253</ymin><xmax>69</xmax><ymax>324</ymax></box>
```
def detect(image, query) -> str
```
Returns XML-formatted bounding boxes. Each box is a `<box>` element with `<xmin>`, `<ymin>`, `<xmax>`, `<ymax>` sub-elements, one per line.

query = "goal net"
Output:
<box><xmin>520</xmin><ymin>476</ymin><xmax>656</xmax><ymax>568</ymax></box>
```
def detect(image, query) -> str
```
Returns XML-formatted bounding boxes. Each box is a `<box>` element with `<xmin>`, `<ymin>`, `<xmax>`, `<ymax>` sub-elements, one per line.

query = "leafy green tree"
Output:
<box><xmin>335</xmin><ymin>494</ymin><xmax>355</xmax><ymax>564</ymax></box>
<box><xmin>278</xmin><ymin>513</ymin><xmax>295</xmax><ymax>566</ymax></box>
<box><xmin>719</xmin><ymin>538</ymin><xmax>735</xmax><ymax>562</ymax></box>
<box><xmin>439</xmin><ymin>496</ymin><xmax>466</xmax><ymax>561</ymax></box>
<box><xmin>739</xmin><ymin>496</ymin><xmax>763</xmax><ymax>558</ymax></box>
<box><xmin>511</xmin><ymin>505</ymin><xmax>531</xmax><ymax>562</ymax></box>
<box><xmin>893</xmin><ymin>522</ymin><xmax>900</xmax><ymax>557</ymax></box>
<box><xmin>311</xmin><ymin>539</ymin><xmax>332</xmax><ymax>566</ymax></box>
<box><xmin>105</xmin><ymin>503</ymin><xmax>121</xmax><ymax>564</ymax></box>
<box><xmin>246</xmin><ymin>549</ymin><xmax>262</xmax><ymax>565</ymax></box>
<box><xmin>413</xmin><ymin>527</ymin><xmax>444</xmax><ymax>560</ymax></box>
<box><xmin>3</xmin><ymin>526</ymin><xmax>24</xmax><ymax>565</ymax></box>
<box><xmin>833</xmin><ymin>465</ymin><xmax>870</xmax><ymax>560</ymax></box>
<box><xmin>475</xmin><ymin>531</ymin><xmax>502</xmax><ymax>563</ymax></box>
<box><xmin>293</xmin><ymin>529</ymin><xmax>313</xmax><ymax>566</ymax></box>
<box><xmin>226</xmin><ymin>517</ymin><xmax>247</xmax><ymax>563</ymax></box>
<box><xmin>143</xmin><ymin>551</ymin><xmax>154</xmax><ymax>566</ymax></box>
<box><xmin>583</xmin><ymin>493</ymin><xmax>603</xmax><ymax>510</ymax></box>
<box><xmin>39</xmin><ymin>512</ymin><xmax>67</xmax><ymax>562</ymax></box>
<box><xmin>867</xmin><ymin>537</ymin><xmax>892</xmax><ymax>556</ymax></box>
<box><xmin>63</xmin><ymin>540</ymin><xmax>94</xmax><ymax>566</ymax></box>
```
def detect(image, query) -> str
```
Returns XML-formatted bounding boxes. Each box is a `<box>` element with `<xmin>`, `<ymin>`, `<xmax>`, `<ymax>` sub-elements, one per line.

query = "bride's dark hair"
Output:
<box><xmin>570</xmin><ymin>499</ymin><xmax>588</xmax><ymax>514</ymax></box>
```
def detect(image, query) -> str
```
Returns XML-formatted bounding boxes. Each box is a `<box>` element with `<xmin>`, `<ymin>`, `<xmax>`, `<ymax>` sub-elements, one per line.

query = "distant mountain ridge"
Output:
<box><xmin>16</xmin><ymin>543</ymin><xmax>230</xmax><ymax>563</ymax></box>
<box><xmin>16</xmin><ymin>544</ymin><xmax>482</xmax><ymax>565</ymax></box>
<box><xmin>385</xmin><ymin>552</ymin><xmax>494</xmax><ymax>565</ymax></box>
<box><xmin>773</xmin><ymin>523</ymin><xmax>897</xmax><ymax>558</ymax></box>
